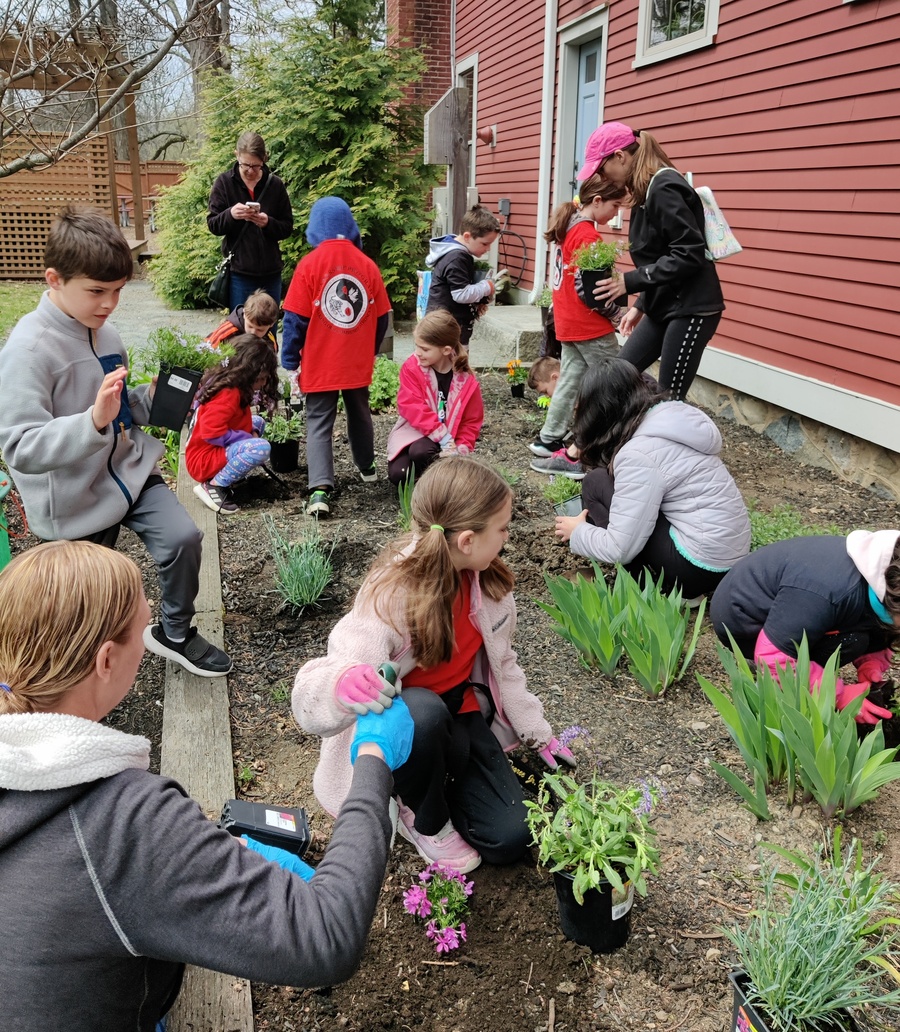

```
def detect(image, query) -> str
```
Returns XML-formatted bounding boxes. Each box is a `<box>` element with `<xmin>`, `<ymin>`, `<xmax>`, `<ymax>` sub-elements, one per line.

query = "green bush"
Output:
<box><xmin>150</xmin><ymin>12</ymin><xmax>440</xmax><ymax>315</ymax></box>
<box><xmin>369</xmin><ymin>356</ymin><xmax>400</xmax><ymax>413</ymax></box>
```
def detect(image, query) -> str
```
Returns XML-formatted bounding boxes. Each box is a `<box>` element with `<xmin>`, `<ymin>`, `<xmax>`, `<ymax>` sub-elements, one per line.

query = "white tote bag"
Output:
<box><xmin>647</xmin><ymin>169</ymin><xmax>743</xmax><ymax>262</ymax></box>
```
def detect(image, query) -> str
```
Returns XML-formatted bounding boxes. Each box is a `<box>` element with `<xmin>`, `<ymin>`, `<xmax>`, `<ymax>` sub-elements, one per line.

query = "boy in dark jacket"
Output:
<box><xmin>425</xmin><ymin>205</ymin><xmax>501</xmax><ymax>347</ymax></box>
<box><xmin>204</xmin><ymin>288</ymin><xmax>280</xmax><ymax>352</ymax></box>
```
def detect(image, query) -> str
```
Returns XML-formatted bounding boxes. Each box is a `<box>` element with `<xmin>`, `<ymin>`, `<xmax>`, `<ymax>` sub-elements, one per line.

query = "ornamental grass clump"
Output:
<box><xmin>146</xmin><ymin>327</ymin><xmax>228</xmax><ymax>373</ymax></box>
<box><xmin>699</xmin><ymin>634</ymin><xmax>900</xmax><ymax>820</ymax></box>
<box><xmin>725</xmin><ymin>834</ymin><xmax>900</xmax><ymax>1032</ymax></box>
<box><xmin>524</xmin><ymin>770</ymin><xmax>661</xmax><ymax>904</ymax></box>
<box><xmin>403</xmin><ymin>863</ymin><xmax>474</xmax><ymax>954</ymax></box>
<box><xmin>264</xmin><ymin>515</ymin><xmax>333</xmax><ymax>611</ymax></box>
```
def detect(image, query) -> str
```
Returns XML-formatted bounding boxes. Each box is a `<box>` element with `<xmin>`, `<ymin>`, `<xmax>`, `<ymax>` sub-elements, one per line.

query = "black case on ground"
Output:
<box><xmin>218</xmin><ymin>799</ymin><xmax>312</xmax><ymax>857</ymax></box>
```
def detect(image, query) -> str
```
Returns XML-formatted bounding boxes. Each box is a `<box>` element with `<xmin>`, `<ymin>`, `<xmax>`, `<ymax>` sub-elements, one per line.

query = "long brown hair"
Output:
<box><xmin>414</xmin><ymin>311</ymin><xmax>471</xmax><ymax>374</ymax></box>
<box><xmin>544</xmin><ymin>176</ymin><xmax>628</xmax><ymax>245</ymax></box>
<box><xmin>0</xmin><ymin>541</ymin><xmax>143</xmax><ymax>714</ymax></box>
<box><xmin>623</xmin><ymin>130</ymin><xmax>676</xmax><ymax>207</ymax></box>
<box><xmin>365</xmin><ymin>458</ymin><xmax>514</xmax><ymax>668</ymax></box>
<box><xmin>196</xmin><ymin>334</ymin><xmax>280</xmax><ymax>409</ymax></box>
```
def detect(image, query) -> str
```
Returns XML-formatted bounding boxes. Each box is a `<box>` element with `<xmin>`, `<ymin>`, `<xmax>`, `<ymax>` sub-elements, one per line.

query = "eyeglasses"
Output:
<box><xmin>238</xmin><ymin>162</ymin><xmax>263</xmax><ymax>172</ymax></box>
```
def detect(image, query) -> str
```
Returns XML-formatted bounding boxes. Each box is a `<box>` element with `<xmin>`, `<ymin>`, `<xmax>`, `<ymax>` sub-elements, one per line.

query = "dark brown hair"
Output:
<box><xmin>460</xmin><ymin>205</ymin><xmax>500</xmax><ymax>239</ymax></box>
<box><xmin>44</xmin><ymin>206</ymin><xmax>134</xmax><ymax>283</ymax></box>
<box><xmin>414</xmin><ymin>311</ymin><xmax>471</xmax><ymax>374</ymax></box>
<box><xmin>196</xmin><ymin>334</ymin><xmax>279</xmax><ymax>409</ymax></box>
<box><xmin>544</xmin><ymin>176</ymin><xmax>628</xmax><ymax>245</ymax></box>
<box><xmin>365</xmin><ymin>458</ymin><xmax>514</xmax><ymax>668</ymax></box>
<box><xmin>235</xmin><ymin>131</ymin><xmax>267</xmax><ymax>162</ymax></box>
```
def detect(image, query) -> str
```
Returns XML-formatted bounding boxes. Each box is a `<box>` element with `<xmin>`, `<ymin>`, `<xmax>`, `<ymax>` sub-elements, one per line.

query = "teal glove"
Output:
<box><xmin>243</xmin><ymin>835</ymin><xmax>315</xmax><ymax>880</ymax></box>
<box><xmin>350</xmin><ymin>696</ymin><xmax>414</xmax><ymax>770</ymax></box>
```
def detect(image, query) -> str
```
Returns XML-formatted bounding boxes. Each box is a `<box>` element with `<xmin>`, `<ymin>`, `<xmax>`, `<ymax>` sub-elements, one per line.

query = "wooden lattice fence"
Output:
<box><xmin>0</xmin><ymin>134</ymin><xmax>114</xmax><ymax>280</ymax></box>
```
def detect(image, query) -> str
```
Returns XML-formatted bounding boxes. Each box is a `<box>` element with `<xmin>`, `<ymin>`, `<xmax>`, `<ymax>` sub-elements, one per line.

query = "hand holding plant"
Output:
<box><xmin>403</xmin><ymin>863</ymin><xmax>474</xmax><ymax>954</ymax></box>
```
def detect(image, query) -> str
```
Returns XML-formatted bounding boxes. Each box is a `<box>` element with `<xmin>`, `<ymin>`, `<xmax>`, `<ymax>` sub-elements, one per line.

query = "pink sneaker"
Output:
<box><xmin>397</xmin><ymin>803</ymin><xmax>482</xmax><ymax>874</ymax></box>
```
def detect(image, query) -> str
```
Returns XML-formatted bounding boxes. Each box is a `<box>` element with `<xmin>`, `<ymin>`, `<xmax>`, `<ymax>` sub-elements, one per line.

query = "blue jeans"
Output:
<box><xmin>229</xmin><ymin>271</ymin><xmax>283</xmax><ymax>311</ymax></box>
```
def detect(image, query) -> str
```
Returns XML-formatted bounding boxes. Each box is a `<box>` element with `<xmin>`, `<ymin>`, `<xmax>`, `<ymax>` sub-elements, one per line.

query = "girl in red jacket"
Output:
<box><xmin>186</xmin><ymin>335</ymin><xmax>280</xmax><ymax>514</ymax></box>
<box><xmin>387</xmin><ymin>311</ymin><xmax>484</xmax><ymax>485</ymax></box>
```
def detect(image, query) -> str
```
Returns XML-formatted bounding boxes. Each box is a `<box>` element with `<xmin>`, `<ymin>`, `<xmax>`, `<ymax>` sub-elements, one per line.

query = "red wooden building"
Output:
<box><xmin>389</xmin><ymin>0</ymin><xmax>900</xmax><ymax>468</ymax></box>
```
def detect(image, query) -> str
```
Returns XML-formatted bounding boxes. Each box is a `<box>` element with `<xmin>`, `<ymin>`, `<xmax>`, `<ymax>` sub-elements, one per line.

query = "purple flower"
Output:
<box><xmin>403</xmin><ymin>885</ymin><xmax>432</xmax><ymax>918</ymax></box>
<box><xmin>633</xmin><ymin>777</ymin><xmax>661</xmax><ymax>816</ymax></box>
<box><xmin>558</xmin><ymin>724</ymin><xmax>590</xmax><ymax>750</ymax></box>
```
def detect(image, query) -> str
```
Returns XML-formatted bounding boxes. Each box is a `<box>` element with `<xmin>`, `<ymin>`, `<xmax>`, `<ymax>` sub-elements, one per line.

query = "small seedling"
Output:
<box><xmin>495</xmin><ymin>465</ymin><xmax>522</xmax><ymax>486</ymax></box>
<box><xmin>269</xmin><ymin>681</ymin><xmax>290</xmax><ymax>703</ymax></box>
<box><xmin>397</xmin><ymin>469</ymin><xmax>415</xmax><ymax>531</ymax></box>
<box><xmin>238</xmin><ymin>763</ymin><xmax>254</xmax><ymax>788</ymax></box>
<box><xmin>542</xmin><ymin>475</ymin><xmax>581</xmax><ymax>505</ymax></box>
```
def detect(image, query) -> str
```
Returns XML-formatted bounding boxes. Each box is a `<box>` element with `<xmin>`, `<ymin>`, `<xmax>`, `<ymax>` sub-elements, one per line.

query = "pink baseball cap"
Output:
<box><xmin>576</xmin><ymin>122</ymin><xmax>638</xmax><ymax>181</ymax></box>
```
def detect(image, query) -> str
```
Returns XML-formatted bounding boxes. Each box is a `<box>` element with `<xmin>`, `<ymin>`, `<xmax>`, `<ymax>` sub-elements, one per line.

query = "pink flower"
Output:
<box><xmin>402</xmin><ymin>885</ymin><xmax>432</xmax><ymax>918</ymax></box>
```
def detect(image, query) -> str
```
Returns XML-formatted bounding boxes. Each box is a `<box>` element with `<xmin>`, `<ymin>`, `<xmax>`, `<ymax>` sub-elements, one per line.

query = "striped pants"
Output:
<box><xmin>618</xmin><ymin>312</ymin><xmax>721</xmax><ymax>400</ymax></box>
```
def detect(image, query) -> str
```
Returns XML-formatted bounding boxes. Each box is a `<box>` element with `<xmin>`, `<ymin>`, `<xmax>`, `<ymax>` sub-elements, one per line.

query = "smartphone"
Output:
<box><xmin>246</xmin><ymin>201</ymin><xmax>261</xmax><ymax>212</ymax></box>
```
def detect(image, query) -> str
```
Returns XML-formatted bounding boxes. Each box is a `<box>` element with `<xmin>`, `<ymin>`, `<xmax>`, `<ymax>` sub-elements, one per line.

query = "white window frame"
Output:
<box><xmin>456</xmin><ymin>53</ymin><xmax>478</xmax><ymax>190</ymax></box>
<box><xmin>633</xmin><ymin>0</ymin><xmax>720</xmax><ymax>69</ymax></box>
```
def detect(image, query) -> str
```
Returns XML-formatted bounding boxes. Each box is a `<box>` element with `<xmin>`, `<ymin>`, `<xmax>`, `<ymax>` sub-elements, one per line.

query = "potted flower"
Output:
<box><xmin>571</xmin><ymin>239</ymin><xmax>629</xmax><ymax>313</ymax></box>
<box><xmin>146</xmin><ymin>328</ymin><xmax>228</xmax><ymax>431</ymax></box>
<box><xmin>542</xmin><ymin>474</ymin><xmax>583</xmax><ymax>517</ymax></box>
<box><xmin>263</xmin><ymin>411</ymin><xmax>303</xmax><ymax>473</ymax></box>
<box><xmin>725</xmin><ymin>835</ymin><xmax>900</xmax><ymax>1032</ymax></box>
<box><xmin>507</xmin><ymin>359</ymin><xmax>528</xmax><ymax>398</ymax></box>
<box><xmin>524</xmin><ymin>769</ymin><xmax>661</xmax><ymax>952</ymax></box>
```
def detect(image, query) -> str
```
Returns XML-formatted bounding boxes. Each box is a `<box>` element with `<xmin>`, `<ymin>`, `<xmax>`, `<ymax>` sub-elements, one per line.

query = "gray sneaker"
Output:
<box><xmin>530</xmin><ymin>450</ymin><xmax>585</xmax><ymax>480</ymax></box>
<box><xmin>143</xmin><ymin>624</ymin><xmax>233</xmax><ymax>677</ymax></box>
<box><xmin>193</xmin><ymin>481</ymin><xmax>239</xmax><ymax>514</ymax></box>
<box><xmin>306</xmin><ymin>489</ymin><xmax>331</xmax><ymax>517</ymax></box>
<box><xmin>528</xmin><ymin>434</ymin><xmax>566</xmax><ymax>458</ymax></box>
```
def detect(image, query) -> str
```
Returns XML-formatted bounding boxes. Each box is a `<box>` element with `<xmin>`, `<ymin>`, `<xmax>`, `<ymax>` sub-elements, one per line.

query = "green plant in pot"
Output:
<box><xmin>532</xmin><ymin>283</ymin><xmax>553</xmax><ymax>308</ymax></box>
<box><xmin>571</xmin><ymin>239</ymin><xmax>629</xmax><ymax>313</ymax></box>
<box><xmin>263</xmin><ymin>411</ymin><xmax>303</xmax><ymax>473</ymax></box>
<box><xmin>472</xmin><ymin>258</ymin><xmax>492</xmax><ymax>283</ymax></box>
<box><xmin>146</xmin><ymin>328</ymin><xmax>229</xmax><ymax>431</ymax></box>
<box><xmin>524</xmin><ymin>764</ymin><xmax>661</xmax><ymax>952</ymax></box>
<box><xmin>542</xmin><ymin>474</ymin><xmax>583</xmax><ymax>517</ymax></box>
<box><xmin>725</xmin><ymin>832</ymin><xmax>900</xmax><ymax>1032</ymax></box>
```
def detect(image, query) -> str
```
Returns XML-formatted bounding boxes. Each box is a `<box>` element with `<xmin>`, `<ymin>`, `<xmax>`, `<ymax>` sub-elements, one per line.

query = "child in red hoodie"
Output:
<box><xmin>387</xmin><ymin>311</ymin><xmax>484</xmax><ymax>485</ymax></box>
<box><xmin>281</xmin><ymin>197</ymin><xmax>391</xmax><ymax>517</ymax></box>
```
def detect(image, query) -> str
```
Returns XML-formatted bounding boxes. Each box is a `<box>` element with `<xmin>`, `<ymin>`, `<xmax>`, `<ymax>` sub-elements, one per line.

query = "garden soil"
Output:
<box><xmin>8</xmin><ymin>370</ymin><xmax>900</xmax><ymax>1032</ymax></box>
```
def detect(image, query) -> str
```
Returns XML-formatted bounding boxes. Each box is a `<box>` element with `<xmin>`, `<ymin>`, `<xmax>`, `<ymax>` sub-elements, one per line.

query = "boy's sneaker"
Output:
<box><xmin>397</xmin><ymin>803</ymin><xmax>481</xmax><ymax>874</ymax></box>
<box><xmin>306</xmin><ymin>489</ymin><xmax>331</xmax><ymax>517</ymax></box>
<box><xmin>359</xmin><ymin>464</ymin><xmax>378</xmax><ymax>483</ymax></box>
<box><xmin>528</xmin><ymin>434</ymin><xmax>565</xmax><ymax>458</ymax></box>
<box><xmin>193</xmin><ymin>481</ymin><xmax>239</xmax><ymax>514</ymax></box>
<box><xmin>143</xmin><ymin>624</ymin><xmax>233</xmax><ymax>677</ymax></box>
<box><xmin>530</xmin><ymin>450</ymin><xmax>585</xmax><ymax>480</ymax></box>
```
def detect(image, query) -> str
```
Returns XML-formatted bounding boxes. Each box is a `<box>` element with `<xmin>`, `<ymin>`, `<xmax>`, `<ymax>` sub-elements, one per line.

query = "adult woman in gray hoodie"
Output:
<box><xmin>554</xmin><ymin>358</ymin><xmax>750</xmax><ymax>599</ymax></box>
<box><xmin>0</xmin><ymin>541</ymin><xmax>412</xmax><ymax>1032</ymax></box>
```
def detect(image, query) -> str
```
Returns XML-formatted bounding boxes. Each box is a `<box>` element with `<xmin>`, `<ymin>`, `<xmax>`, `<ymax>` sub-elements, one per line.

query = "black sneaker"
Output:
<box><xmin>193</xmin><ymin>481</ymin><xmax>239</xmax><ymax>515</ymax></box>
<box><xmin>528</xmin><ymin>434</ymin><xmax>566</xmax><ymax>458</ymax></box>
<box><xmin>359</xmin><ymin>465</ymin><xmax>378</xmax><ymax>483</ymax></box>
<box><xmin>143</xmin><ymin>624</ymin><xmax>233</xmax><ymax>677</ymax></box>
<box><xmin>306</xmin><ymin>489</ymin><xmax>331</xmax><ymax>517</ymax></box>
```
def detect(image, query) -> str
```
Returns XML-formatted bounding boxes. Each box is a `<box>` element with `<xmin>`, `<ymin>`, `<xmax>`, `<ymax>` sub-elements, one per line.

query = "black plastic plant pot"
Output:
<box><xmin>728</xmin><ymin>970</ymin><xmax>860</xmax><ymax>1032</ymax></box>
<box><xmin>580</xmin><ymin>268</ymin><xmax>628</xmax><ymax>311</ymax></box>
<box><xmin>510</xmin><ymin>383</ymin><xmax>525</xmax><ymax>398</ymax></box>
<box><xmin>148</xmin><ymin>365</ymin><xmax>203</xmax><ymax>432</ymax></box>
<box><xmin>269</xmin><ymin>439</ymin><xmax>299</xmax><ymax>474</ymax></box>
<box><xmin>553</xmin><ymin>495</ymin><xmax>583</xmax><ymax>517</ymax></box>
<box><xmin>552</xmin><ymin>870</ymin><xmax>633</xmax><ymax>953</ymax></box>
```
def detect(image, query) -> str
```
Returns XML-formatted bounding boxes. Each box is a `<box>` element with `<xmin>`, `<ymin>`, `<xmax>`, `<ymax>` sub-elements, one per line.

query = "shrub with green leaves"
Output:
<box><xmin>541</xmin><ymin>475</ymin><xmax>581</xmax><ymax>505</ymax></box>
<box><xmin>369</xmin><ymin>356</ymin><xmax>400</xmax><ymax>413</ymax></box>
<box><xmin>264</xmin><ymin>515</ymin><xmax>333</xmax><ymax>611</ymax></box>
<box><xmin>263</xmin><ymin>412</ymin><xmax>303</xmax><ymax>443</ymax></box>
<box><xmin>748</xmin><ymin>499</ymin><xmax>843</xmax><ymax>550</ymax></box>
<box><xmin>150</xmin><ymin>10</ymin><xmax>440</xmax><ymax>313</ymax></box>
<box><xmin>699</xmin><ymin>635</ymin><xmax>900</xmax><ymax>819</ymax></box>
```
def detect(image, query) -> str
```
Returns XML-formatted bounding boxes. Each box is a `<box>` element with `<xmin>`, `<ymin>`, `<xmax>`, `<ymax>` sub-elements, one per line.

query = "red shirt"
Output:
<box><xmin>551</xmin><ymin>219</ymin><xmax>616</xmax><ymax>343</ymax></box>
<box><xmin>404</xmin><ymin>575</ymin><xmax>483</xmax><ymax>714</ymax></box>
<box><xmin>185</xmin><ymin>387</ymin><xmax>251</xmax><ymax>483</ymax></box>
<box><xmin>282</xmin><ymin>240</ymin><xmax>391</xmax><ymax>393</ymax></box>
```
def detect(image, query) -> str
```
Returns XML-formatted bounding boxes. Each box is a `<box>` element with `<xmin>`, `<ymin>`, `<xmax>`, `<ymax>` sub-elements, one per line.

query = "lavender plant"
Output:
<box><xmin>403</xmin><ymin>863</ymin><xmax>474</xmax><ymax>954</ymax></box>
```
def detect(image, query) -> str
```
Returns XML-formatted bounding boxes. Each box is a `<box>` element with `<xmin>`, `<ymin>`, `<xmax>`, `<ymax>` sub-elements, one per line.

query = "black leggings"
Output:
<box><xmin>387</xmin><ymin>437</ymin><xmax>441</xmax><ymax>486</ymax></box>
<box><xmin>582</xmin><ymin>468</ymin><xmax>728</xmax><ymax>598</ymax></box>
<box><xmin>618</xmin><ymin>311</ymin><xmax>721</xmax><ymax>400</ymax></box>
<box><xmin>391</xmin><ymin>687</ymin><xmax>529</xmax><ymax>865</ymax></box>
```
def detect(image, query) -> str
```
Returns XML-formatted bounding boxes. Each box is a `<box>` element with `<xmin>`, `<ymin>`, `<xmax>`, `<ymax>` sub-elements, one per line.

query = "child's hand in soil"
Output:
<box><xmin>835</xmin><ymin>680</ymin><xmax>893</xmax><ymax>725</ymax></box>
<box><xmin>535</xmin><ymin>737</ymin><xmax>577</xmax><ymax>770</ymax></box>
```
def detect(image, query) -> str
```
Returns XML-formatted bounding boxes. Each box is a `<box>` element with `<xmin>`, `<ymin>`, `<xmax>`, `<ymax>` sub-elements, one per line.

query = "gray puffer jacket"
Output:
<box><xmin>569</xmin><ymin>401</ymin><xmax>750</xmax><ymax>570</ymax></box>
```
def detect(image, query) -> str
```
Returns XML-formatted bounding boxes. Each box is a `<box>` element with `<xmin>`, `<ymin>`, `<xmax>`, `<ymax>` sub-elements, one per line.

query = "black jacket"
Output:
<box><xmin>207</xmin><ymin>164</ymin><xmax>294</xmax><ymax>276</ymax></box>
<box><xmin>623</xmin><ymin>169</ymin><xmax>724</xmax><ymax>321</ymax></box>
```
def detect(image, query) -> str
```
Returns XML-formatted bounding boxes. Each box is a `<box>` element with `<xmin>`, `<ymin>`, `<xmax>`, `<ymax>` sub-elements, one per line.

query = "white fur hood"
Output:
<box><xmin>0</xmin><ymin>713</ymin><xmax>150</xmax><ymax>791</ymax></box>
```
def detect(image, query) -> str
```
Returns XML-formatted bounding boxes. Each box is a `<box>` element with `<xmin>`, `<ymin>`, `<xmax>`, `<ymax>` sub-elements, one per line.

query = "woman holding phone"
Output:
<box><xmin>208</xmin><ymin>131</ymin><xmax>294</xmax><ymax>310</ymax></box>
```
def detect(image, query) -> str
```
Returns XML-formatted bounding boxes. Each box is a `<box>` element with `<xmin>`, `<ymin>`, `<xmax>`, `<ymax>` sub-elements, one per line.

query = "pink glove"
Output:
<box><xmin>834</xmin><ymin>680</ymin><xmax>893</xmax><ymax>725</ymax></box>
<box><xmin>854</xmin><ymin>649</ymin><xmax>893</xmax><ymax>685</ymax></box>
<box><xmin>536</xmin><ymin>737</ymin><xmax>577</xmax><ymax>770</ymax></box>
<box><xmin>335</xmin><ymin>664</ymin><xmax>399</xmax><ymax>715</ymax></box>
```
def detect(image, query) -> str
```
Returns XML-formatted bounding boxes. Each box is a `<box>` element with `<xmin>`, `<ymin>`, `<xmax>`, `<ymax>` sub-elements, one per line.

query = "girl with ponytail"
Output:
<box><xmin>292</xmin><ymin>457</ymin><xmax>574</xmax><ymax>874</ymax></box>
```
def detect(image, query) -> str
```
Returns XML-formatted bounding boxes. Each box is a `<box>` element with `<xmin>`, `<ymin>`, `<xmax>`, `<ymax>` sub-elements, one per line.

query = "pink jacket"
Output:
<box><xmin>291</xmin><ymin>567</ymin><xmax>553</xmax><ymax>817</ymax></box>
<box><xmin>386</xmin><ymin>356</ymin><xmax>484</xmax><ymax>460</ymax></box>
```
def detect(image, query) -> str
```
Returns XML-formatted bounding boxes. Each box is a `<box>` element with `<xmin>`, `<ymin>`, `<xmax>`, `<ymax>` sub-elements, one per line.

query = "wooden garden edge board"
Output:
<box><xmin>159</xmin><ymin>438</ymin><xmax>253</xmax><ymax>1032</ymax></box>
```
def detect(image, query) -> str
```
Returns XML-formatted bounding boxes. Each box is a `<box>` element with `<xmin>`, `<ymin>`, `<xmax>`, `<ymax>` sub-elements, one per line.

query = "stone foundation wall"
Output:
<box><xmin>688</xmin><ymin>375</ymin><xmax>900</xmax><ymax>503</ymax></box>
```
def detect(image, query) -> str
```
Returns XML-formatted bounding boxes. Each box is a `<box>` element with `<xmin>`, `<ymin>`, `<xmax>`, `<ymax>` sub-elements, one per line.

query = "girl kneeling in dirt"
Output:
<box><xmin>293</xmin><ymin>458</ymin><xmax>575</xmax><ymax>874</ymax></box>
<box><xmin>553</xmin><ymin>358</ymin><xmax>751</xmax><ymax>600</ymax></box>
<box><xmin>710</xmin><ymin>531</ymin><xmax>898</xmax><ymax>725</ymax></box>
<box><xmin>0</xmin><ymin>541</ymin><xmax>413</xmax><ymax>1032</ymax></box>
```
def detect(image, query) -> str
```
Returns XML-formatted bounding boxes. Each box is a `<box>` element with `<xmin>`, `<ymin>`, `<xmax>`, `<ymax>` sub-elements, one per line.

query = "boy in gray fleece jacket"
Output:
<box><xmin>0</xmin><ymin>207</ymin><xmax>229</xmax><ymax>676</ymax></box>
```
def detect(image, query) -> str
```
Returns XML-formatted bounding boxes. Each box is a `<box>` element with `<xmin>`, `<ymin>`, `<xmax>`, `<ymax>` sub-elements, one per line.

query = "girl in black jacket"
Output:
<box><xmin>576</xmin><ymin>121</ymin><xmax>724</xmax><ymax>400</ymax></box>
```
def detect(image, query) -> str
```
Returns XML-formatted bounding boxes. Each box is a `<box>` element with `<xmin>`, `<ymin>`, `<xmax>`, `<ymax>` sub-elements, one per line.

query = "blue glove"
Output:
<box><xmin>350</xmin><ymin>696</ymin><xmax>414</xmax><ymax>770</ymax></box>
<box><xmin>243</xmin><ymin>835</ymin><xmax>316</xmax><ymax>881</ymax></box>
